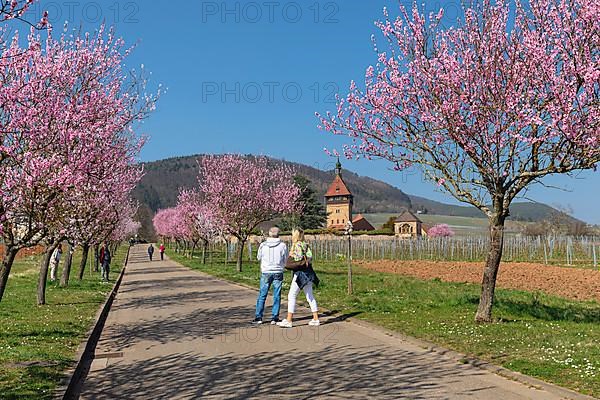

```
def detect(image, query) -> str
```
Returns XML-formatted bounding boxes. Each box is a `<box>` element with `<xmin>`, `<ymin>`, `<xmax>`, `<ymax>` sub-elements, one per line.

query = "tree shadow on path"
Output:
<box><xmin>82</xmin><ymin>344</ymin><xmax>496</xmax><ymax>399</ymax></box>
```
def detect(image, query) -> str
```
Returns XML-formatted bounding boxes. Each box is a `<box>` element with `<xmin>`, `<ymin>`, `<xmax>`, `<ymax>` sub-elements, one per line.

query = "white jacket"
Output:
<box><xmin>257</xmin><ymin>238</ymin><xmax>288</xmax><ymax>274</ymax></box>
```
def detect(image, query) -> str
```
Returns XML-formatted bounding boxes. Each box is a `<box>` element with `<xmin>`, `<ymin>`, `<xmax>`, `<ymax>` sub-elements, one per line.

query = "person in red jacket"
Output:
<box><xmin>159</xmin><ymin>244</ymin><xmax>166</xmax><ymax>261</ymax></box>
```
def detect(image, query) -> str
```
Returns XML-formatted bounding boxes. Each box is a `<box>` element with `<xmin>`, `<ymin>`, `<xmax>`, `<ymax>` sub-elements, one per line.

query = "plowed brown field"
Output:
<box><xmin>357</xmin><ymin>260</ymin><xmax>600</xmax><ymax>302</ymax></box>
<box><xmin>0</xmin><ymin>245</ymin><xmax>44</xmax><ymax>260</ymax></box>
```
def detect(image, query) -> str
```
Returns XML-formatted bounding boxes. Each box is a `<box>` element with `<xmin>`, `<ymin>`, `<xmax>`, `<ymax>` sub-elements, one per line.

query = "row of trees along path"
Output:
<box><xmin>153</xmin><ymin>155</ymin><xmax>301</xmax><ymax>272</ymax></box>
<box><xmin>0</xmin><ymin>1</ymin><xmax>158</xmax><ymax>305</ymax></box>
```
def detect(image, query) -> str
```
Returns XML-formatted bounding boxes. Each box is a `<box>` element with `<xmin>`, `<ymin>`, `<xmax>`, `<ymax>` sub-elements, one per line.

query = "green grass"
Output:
<box><xmin>0</xmin><ymin>248</ymin><xmax>126</xmax><ymax>400</ymax></box>
<box><xmin>172</xmin><ymin>250</ymin><xmax>600</xmax><ymax>398</ymax></box>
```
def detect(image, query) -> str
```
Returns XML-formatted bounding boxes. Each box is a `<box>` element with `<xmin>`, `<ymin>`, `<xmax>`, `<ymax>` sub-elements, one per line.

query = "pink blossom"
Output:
<box><xmin>427</xmin><ymin>224</ymin><xmax>455</xmax><ymax>237</ymax></box>
<box><xmin>198</xmin><ymin>155</ymin><xmax>301</xmax><ymax>270</ymax></box>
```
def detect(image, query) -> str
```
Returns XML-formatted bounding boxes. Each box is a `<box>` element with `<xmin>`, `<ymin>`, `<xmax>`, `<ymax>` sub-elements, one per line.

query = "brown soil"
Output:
<box><xmin>0</xmin><ymin>245</ymin><xmax>44</xmax><ymax>260</ymax></box>
<box><xmin>357</xmin><ymin>260</ymin><xmax>600</xmax><ymax>302</ymax></box>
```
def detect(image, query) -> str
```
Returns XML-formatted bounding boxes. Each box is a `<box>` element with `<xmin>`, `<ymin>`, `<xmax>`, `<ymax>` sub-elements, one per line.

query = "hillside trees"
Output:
<box><xmin>319</xmin><ymin>0</ymin><xmax>599</xmax><ymax>322</ymax></box>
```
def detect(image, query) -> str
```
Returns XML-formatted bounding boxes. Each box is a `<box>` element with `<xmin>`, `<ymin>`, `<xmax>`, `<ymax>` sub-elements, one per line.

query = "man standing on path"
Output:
<box><xmin>148</xmin><ymin>244</ymin><xmax>154</xmax><ymax>261</ymax></box>
<box><xmin>253</xmin><ymin>227</ymin><xmax>288</xmax><ymax>325</ymax></box>
<box><xmin>101</xmin><ymin>246</ymin><xmax>112</xmax><ymax>281</ymax></box>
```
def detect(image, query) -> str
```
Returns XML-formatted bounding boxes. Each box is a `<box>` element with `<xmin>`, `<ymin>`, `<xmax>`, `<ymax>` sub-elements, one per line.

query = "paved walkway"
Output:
<box><xmin>79</xmin><ymin>245</ymin><xmax>578</xmax><ymax>399</ymax></box>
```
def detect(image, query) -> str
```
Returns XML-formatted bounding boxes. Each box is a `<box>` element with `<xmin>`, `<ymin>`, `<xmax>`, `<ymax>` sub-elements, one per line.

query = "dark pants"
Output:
<box><xmin>160</xmin><ymin>252</ymin><xmax>164</xmax><ymax>260</ymax></box>
<box><xmin>101</xmin><ymin>264</ymin><xmax>110</xmax><ymax>281</ymax></box>
<box><xmin>149</xmin><ymin>253</ymin><xmax>153</xmax><ymax>261</ymax></box>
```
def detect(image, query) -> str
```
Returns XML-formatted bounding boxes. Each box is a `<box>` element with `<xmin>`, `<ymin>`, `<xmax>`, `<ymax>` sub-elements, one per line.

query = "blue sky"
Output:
<box><xmin>31</xmin><ymin>0</ymin><xmax>599</xmax><ymax>224</ymax></box>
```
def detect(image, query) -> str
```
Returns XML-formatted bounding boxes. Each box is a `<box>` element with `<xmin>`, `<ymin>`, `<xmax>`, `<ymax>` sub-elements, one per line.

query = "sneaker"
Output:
<box><xmin>270</xmin><ymin>318</ymin><xmax>280</xmax><ymax>325</ymax></box>
<box><xmin>276</xmin><ymin>319</ymin><xmax>293</xmax><ymax>328</ymax></box>
<box><xmin>309</xmin><ymin>319</ymin><xmax>321</xmax><ymax>327</ymax></box>
<box><xmin>251</xmin><ymin>318</ymin><xmax>263</xmax><ymax>325</ymax></box>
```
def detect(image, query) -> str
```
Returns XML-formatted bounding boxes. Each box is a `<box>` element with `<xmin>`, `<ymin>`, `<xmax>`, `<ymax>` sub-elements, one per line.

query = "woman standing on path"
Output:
<box><xmin>277</xmin><ymin>229</ymin><xmax>320</xmax><ymax>328</ymax></box>
<box><xmin>159</xmin><ymin>244</ymin><xmax>165</xmax><ymax>260</ymax></box>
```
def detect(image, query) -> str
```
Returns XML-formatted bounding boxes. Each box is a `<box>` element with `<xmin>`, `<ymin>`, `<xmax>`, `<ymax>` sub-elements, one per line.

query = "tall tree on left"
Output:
<box><xmin>0</xmin><ymin>24</ymin><xmax>157</xmax><ymax>303</ymax></box>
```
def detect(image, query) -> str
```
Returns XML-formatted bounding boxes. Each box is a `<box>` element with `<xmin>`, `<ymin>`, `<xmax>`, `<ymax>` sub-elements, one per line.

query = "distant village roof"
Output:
<box><xmin>395</xmin><ymin>210</ymin><xmax>423</xmax><ymax>223</ymax></box>
<box><xmin>325</xmin><ymin>175</ymin><xmax>352</xmax><ymax>197</ymax></box>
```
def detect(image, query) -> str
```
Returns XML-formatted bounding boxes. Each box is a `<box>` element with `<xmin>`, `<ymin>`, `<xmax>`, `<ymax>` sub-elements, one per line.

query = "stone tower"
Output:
<box><xmin>325</xmin><ymin>159</ymin><xmax>353</xmax><ymax>230</ymax></box>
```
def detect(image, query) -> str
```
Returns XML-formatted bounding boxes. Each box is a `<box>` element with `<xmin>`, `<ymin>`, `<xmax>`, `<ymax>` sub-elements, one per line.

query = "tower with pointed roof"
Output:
<box><xmin>325</xmin><ymin>159</ymin><xmax>354</xmax><ymax>230</ymax></box>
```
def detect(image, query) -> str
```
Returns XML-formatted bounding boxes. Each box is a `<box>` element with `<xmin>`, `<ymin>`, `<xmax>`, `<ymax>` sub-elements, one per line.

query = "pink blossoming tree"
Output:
<box><xmin>153</xmin><ymin>208</ymin><xmax>187</xmax><ymax>245</ymax></box>
<box><xmin>0</xmin><ymin>25</ymin><xmax>156</xmax><ymax>303</ymax></box>
<box><xmin>0</xmin><ymin>0</ymin><xmax>46</xmax><ymax>26</ymax></box>
<box><xmin>427</xmin><ymin>224</ymin><xmax>455</xmax><ymax>238</ymax></box>
<box><xmin>319</xmin><ymin>0</ymin><xmax>599</xmax><ymax>322</ymax></box>
<box><xmin>199</xmin><ymin>155</ymin><xmax>301</xmax><ymax>272</ymax></box>
<box><xmin>176</xmin><ymin>189</ymin><xmax>220</xmax><ymax>263</ymax></box>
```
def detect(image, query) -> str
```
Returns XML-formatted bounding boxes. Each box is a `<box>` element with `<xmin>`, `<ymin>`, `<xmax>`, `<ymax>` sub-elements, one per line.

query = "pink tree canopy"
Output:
<box><xmin>176</xmin><ymin>189</ymin><xmax>220</xmax><ymax>245</ymax></box>
<box><xmin>427</xmin><ymin>224</ymin><xmax>455</xmax><ymax>238</ymax></box>
<box><xmin>153</xmin><ymin>189</ymin><xmax>220</xmax><ymax>262</ymax></box>
<box><xmin>199</xmin><ymin>155</ymin><xmax>301</xmax><ymax>271</ymax></box>
<box><xmin>153</xmin><ymin>208</ymin><xmax>187</xmax><ymax>242</ymax></box>
<box><xmin>319</xmin><ymin>0</ymin><xmax>599</xmax><ymax>322</ymax></box>
<box><xmin>0</xmin><ymin>25</ymin><xmax>157</xmax><ymax>303</ymax></box>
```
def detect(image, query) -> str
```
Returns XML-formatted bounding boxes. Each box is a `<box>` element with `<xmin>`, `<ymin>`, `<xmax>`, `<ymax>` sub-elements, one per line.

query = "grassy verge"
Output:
<box><xmin>171</xmin><ymin>251</ymin><xmax>600</xmax><ymax>398</ymax></box>
<box><xmin>0</xmin><ymin>247</ymin><xmax>127</xmax><ymax>400</ymax></box>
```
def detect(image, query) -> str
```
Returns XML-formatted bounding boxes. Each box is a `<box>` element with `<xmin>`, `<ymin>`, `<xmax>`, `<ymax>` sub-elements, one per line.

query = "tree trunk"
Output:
<box><xmin>475</xmin><ymin>216</ymin><xmax>506</xmax><ymax>323</ymax></box>
<box><xmin>190</xmin><ymin>241</ymin><xmax>197</xmax><ymax>259</ymax></box>
<box><xmin>78</xmin><ymin>243</ymin><xmax>90</xmax><ymax>280</ymax></box>
<box><xmin>347</xmin><ymin>236</ymin><xmax>353</xmax><ymax>295</ymax></box>
<box><xmin>236</xmin><ymin>239</ymin><xmax>246</xmax><ymax>272</ymax></box>
<box><xmin>60</xmin><ymin>243</ymin><xmax>74</xmax><ymax>287</ymax></box>
<box><xmin>202</xmin><ymin>240</ymin><xmax>208</xmax><ymax>265</ymax></box>
<box><xmin>0</xmin><ymin>246</ymin><xmax>19</xmax><ymax>303</ymax></box>
<box><xmin>93</xmin><ymin>244</ymin><xmax>99</xmax><ymax>272</ymax></box>
<box><xmin>38</xmin><ymin>242</ymin><xmax>60</xmax><ymax>306</ymax></box>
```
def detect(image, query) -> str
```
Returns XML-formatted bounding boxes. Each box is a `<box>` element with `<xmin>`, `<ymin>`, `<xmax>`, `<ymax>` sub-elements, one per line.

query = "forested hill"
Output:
<box><xmin>133</xmin><ymin>155</ymin><xmax>413</xmax><ymax>214</ymax></box>
<box><xmin>133</xmin><ymin>154</ymin><xmax>580</xmax><ymax>237</ymax></box>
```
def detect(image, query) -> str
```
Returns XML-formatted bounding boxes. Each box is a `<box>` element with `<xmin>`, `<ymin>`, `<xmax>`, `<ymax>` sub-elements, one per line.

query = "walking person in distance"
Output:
<box><xmin>148</xmin><ymin>244</ymin><xmax>155</xmax><ymax>261</ymax></box>
<box><xmin>101</xmin><ymin>245</ymin><xmax>112</xmax><ymax>281</ymax></box>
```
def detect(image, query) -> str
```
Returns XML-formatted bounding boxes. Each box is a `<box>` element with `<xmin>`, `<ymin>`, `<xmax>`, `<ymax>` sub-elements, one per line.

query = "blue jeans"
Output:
<box><xmin>255</xmin><ymin>272</ymin><xmax>283</xmax><ymax>320</ymax></box>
